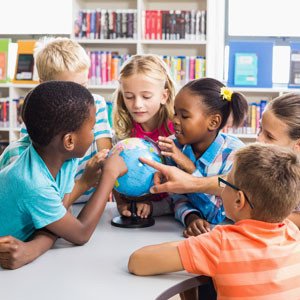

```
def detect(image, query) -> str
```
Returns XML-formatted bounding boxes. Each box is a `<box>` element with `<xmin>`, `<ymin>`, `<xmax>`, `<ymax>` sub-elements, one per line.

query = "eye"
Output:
<box><xmin>143</xmin><ymin>95</ymin><xmax>152</xmax><ymax>100</ymax></box>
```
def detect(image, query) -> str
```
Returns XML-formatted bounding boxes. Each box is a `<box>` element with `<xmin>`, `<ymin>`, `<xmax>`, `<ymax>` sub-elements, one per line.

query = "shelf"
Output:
<box><xmin>0</xmin><ymin>83</ymin><xmax>37</xmax><ymax>88</ymax></box>
<box><xmin>88</xmin><ymin>84</ymin><xmax>118</xmax><ymax>90</ymax></box>
<box><xmin>76</xmin><ymin>39</ymin><xmax>138</xmax><ymax>44</ymax></box>
<box><xmin>232</xmin><ymin>133</ymin><xmax>257</xmax><ymax>139</ymax></box>
<box><xmin>0</xmin><ymin>128</ymin><xmax>10</xmax><ymax>132</ymax></box>
<box><xmin>140</xmin><ymin>40</ymin><xmax>207</xmax><ymax>45</ymax></box>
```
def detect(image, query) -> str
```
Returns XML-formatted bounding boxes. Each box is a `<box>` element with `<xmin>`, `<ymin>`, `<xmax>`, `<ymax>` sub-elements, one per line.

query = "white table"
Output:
<box><xmin>0</xmin><ymin>203</ymin><xmax>204</xmax><ymax>300</ymax></box>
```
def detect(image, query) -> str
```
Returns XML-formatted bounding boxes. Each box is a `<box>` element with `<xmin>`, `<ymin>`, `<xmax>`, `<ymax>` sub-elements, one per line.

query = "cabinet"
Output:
<box><xmin>0</xmin><ymin>0</ymin><xmax>225</xmax><ymax>146</ymax></box>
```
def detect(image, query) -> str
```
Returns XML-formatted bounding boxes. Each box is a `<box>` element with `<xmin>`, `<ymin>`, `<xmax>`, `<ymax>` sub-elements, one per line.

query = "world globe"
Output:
<box><xmin>110</xmin><ymin>137</ymin><xmax>163</xmax><ymax>197</ymax></box>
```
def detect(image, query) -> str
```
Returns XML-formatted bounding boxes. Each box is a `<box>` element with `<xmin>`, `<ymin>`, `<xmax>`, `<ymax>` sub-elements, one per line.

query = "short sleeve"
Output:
<box><xmin>23</xmin><ymin>187</ymin><xmax>66</xmax><ymax>229</ymax></box>
<box><xmin>93</xmin><ymin>94</ymin><xmax>112</xmax><ymax>139</ymax></box>
<box><xmin>177</xmin><ymin>227</ymin><xmax>222</xmax><ymax>276</ymax></box>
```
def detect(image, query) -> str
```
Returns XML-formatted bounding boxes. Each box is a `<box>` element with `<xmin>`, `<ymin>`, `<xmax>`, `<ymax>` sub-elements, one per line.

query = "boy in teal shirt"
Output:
<box><xmin>0</xmin><ymin>81</ymin><xmax>126</xmax><ymax>268</ymax></box>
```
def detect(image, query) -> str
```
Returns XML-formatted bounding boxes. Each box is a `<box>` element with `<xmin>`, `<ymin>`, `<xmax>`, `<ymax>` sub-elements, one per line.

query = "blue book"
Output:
<box><xmin>234</xmin><ymin>53</ymin><xmax>258</xmax><ymax>86</ymax></box>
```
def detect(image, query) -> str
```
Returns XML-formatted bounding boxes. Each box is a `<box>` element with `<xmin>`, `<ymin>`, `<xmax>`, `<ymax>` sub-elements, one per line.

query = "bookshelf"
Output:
<box><xmin>225</xmin><ymin>87</ymin><xmax>300</xmax><ymax>142</ymax></box>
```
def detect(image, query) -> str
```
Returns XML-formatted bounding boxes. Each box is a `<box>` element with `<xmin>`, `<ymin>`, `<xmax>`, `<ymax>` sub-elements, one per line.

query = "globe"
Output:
<box><xmin>110</xmin><ymin>137</ymin><xmax>163</xmax><ymax>197</ymax></box>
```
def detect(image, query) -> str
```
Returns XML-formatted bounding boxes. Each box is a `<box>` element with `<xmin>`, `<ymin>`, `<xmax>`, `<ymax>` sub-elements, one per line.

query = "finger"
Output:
<box><xmin>186</xmin><ymin>227</ymin><xmax>195</xmax><ymax>237</ymax></box>
<box><xmin>139</xmin><ymin>157</ymin><xmax>166</xmax><ymax>173</ymax></box>
<box><xmin>0</xmin><ymin>243</ymin><xmax>15</xmax><ymax>252</ymax></box>
<box><xmin>183</xmin><ymin>230</ymin><xmax>189</xmax><ymax>238</ymax></box>
<box><xmin>158</xmin><ymin>136</ymin><xmax>172</xmax><ymax>143</ymax></box>
<box><xmin>153</xmin><ymin>172</ymin><xmax>162</xmax><ymax>185</ymax></box>
<box><xmin>198</xmin><ymin>223</ymin><xmax>210</xmax><ymax>233</ymax></box>
<box><xmin>149</xmin><ymin>181</ymin><xmax>171</xmax><ymax>194</ymax></box>
<box><xmin>121</xmin><ymin>209</ymin><xmax>131</xmax><ymax>217</ymax></box>
<box><xmin>203</xmin><ymin>222</ymin><xmax>211</xmax><ymax>232</ymax></box>
<box><xmin>160</xmin><ymin>151</ymin><xmax>173</xmax><ymax>157</ymax></box>
<box><xmin>136</xmin><ymin>204</ymin><xmax>143</xmax><ymax>217</ymax></box>
<box><xmin>191</xmin><ymin>223</ymin><xmax>203</xmax><ymax>236</ymax></box>
<box><xmin>0</xmin><ymin>236</ymin><xmax>14</xmax><ymax>243</ymax></box>
<box><xmin>140</xmin><ymin>205</ymin><xmax>150</xmax><ymax>218</ymax></box>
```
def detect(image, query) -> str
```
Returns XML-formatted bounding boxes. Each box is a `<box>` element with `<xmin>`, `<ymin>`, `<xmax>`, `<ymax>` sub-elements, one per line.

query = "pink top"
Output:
<box><xmin>131</xmin><ymin>121</ymin><xmax>174</xmax><ymax>142</ymax></box>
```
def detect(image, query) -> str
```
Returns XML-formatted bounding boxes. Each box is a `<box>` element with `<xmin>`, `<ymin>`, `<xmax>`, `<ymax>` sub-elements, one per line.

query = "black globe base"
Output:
<box><xmin>111</xmin><ymin>199</ymin><xmax>155</xmax><ymax>228</ymax></box>
<box><xmin>111</xmin><ymin>215</ymin><xmax>155</xmax><ymax>228</ymax></box>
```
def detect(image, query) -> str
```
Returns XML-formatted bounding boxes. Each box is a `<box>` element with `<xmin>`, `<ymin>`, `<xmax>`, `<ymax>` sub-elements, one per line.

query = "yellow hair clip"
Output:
<box><xmin>220</xmin><ymin>87</ymin><xmax>233</xmax><ymax>102</ymax></box>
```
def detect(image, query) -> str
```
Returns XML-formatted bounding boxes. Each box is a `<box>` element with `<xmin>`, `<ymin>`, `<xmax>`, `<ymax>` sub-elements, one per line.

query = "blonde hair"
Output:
<box><xmin>35</xmin><ymin>37</ymin><xmax>90</xmax><ymax>81</ymax></box>
<box><xmin>113</xmin><ymin>54</ymin><xmax>176</xmax><ymax>139</ymax></box>
<box><xmin>233</xmin><ymin>143</ymin><xmax>300</xmax><ymax>223</ymax></box>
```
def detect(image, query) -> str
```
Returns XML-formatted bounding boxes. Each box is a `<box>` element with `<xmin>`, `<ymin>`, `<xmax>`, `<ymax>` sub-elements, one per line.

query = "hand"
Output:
<box><xmin>103</xmin><ymin>150</ymin><xmax>127</xmax><ymax>179</ymax></box>
<box><xmin>139</xmin><ymin>157</ymin><xmax>196</xmax><ymax>194</ymax></box>
<box><xmin>81</xmin><ymin>149</ymin><xmax>110</xmax><ymax>189</ymax></box>
<box><xmin>118</xmin><ymin>202</ymin><xmax>152</xmax><ymax>219</ymax></box>
<box><xmin>158</xmin><ymin>136</ymin><xmax>182</xmax><ymax>161</ymax></box>
<box><xmin>0</xmin><ymin>236</ymin><xmax>32</xmax><ymax>270</ymax></box>
<box><xmin>183</xmin><ymin>214</ymin><xmax>211</xmax><ymax>237</ymax></box>
<box><xmin>115</xmin><ymin>191</ymin><xmax>153</xmax><ymax>219</ymax></box>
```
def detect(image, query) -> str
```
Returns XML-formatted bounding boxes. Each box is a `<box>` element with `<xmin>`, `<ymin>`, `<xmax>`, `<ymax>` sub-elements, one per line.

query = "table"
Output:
<box><xmin>0</xmin><ymin>203</ymin><xmax>204</xmax><ymax>300</ymax></box>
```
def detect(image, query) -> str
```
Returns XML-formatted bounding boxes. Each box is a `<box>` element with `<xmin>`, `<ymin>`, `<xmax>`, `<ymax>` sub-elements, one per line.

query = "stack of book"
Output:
<box><xmin>143</xmin><ymin>10</ymin><xmax>206</xmax><ymax>40</ymax></box>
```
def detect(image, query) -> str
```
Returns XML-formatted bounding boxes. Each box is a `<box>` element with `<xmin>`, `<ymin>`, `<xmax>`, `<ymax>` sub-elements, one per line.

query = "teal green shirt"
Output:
<box><xmin>0</xmin><ymin>144</ymin><xmax>78</xmax><ymax>241</ymax></box>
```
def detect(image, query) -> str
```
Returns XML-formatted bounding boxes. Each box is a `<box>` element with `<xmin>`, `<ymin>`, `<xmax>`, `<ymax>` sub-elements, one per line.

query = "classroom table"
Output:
<box><xmin>0</xmin><ymin>202</ymin><xmax>205</xmax><ymax>300</ymax></box>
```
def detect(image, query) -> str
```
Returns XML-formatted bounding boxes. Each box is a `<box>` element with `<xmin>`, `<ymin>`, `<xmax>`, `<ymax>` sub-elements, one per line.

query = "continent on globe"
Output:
<box><xmin>110</xmin><ymin>138</ymin><xmax>163</xmax><ymax>197</ymax></box>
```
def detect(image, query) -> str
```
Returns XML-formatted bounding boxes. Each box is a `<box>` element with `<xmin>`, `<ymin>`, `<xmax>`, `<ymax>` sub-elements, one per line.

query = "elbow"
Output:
<box><xmin>128</xmin><ymin>251</ymin><xmax>146</xmax><ymax>276</ymax></box>
<box><xmin>72</xmin><ymin>235</ymin><xmax>91</xmax><ymax>246</ymax></box>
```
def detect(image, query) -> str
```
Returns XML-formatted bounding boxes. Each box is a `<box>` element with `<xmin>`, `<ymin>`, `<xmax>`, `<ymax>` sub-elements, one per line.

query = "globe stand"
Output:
<box><xmin>111</xmin><ymin>200</ymin><xmax>155</xmax><ymax>228</ymax></box>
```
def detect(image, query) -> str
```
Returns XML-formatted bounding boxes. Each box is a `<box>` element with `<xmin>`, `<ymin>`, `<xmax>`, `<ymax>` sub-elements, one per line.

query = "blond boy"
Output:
<box><xmin>128</xmin><ymin>144</ymin><xmax>300</xmax><ymax>299</ymax></box>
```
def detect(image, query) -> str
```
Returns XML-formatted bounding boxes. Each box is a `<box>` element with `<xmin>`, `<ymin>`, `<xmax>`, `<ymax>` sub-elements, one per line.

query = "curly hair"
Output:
<box><xmin>23</xmin><ymin>81</ymin><xmax>94</xmax><ymax>147</ymax></box>
<box><xmin>113</xmin><ymin>54</ymin><xmax>176</xmax><ymax>139</ymax></box>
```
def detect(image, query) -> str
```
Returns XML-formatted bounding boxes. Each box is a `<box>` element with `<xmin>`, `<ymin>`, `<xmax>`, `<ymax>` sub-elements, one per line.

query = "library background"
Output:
<box><xmin>0</xmin><ymin>0</ymin><xmax>300</xmax><ymax>154</ymax></box>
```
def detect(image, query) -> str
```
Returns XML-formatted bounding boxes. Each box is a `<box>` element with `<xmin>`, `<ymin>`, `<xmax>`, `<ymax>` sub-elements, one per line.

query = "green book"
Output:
<box><xmin>234</xmin><ymin>53</ymin><xmax>258</xmax><ymax>86</ymax></box>
<box><xmin>0</xmin><ymin>39</ymin><xmax>11</xmax><ymax>83</ymax></box>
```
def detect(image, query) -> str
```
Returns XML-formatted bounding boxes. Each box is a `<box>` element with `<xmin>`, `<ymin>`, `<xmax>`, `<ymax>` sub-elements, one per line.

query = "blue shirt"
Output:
<box><xmin>0</xmin><ymin>144</ymin><xmax>78</xmax><ymax>241</ymax></box>
<box><xmin>171</xmin><ymin>133</ymin><xmax>244</xmax><ymax>225</ymax></box>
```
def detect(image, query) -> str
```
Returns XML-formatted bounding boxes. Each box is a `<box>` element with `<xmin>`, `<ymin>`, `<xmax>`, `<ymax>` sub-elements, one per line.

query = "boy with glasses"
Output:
<box><xmin>128</xmin><ymin>143</ymin><xmax>300</xmax><ymax>299</ymax></box>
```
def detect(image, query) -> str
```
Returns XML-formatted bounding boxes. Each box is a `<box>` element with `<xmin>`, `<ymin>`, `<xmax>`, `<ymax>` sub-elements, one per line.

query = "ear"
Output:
<box><xmin>63</xmin><ymin>133</ymin><xmax>75</xmax><ymax>152</ymax></box>
<box><xmin>208</xmin><ymin>114</ymin><xmax>221</xmax><ymax>131</ymax></box>
<box><xmin>160</xmin><ymin>88</ymin><xmax>169</xmax><ymax>105</ymax></box>
<box><xmin>293</xmin><ymin>139</ymin><xmax>300</xmax><ymax>153</ymax></box>
<box><xmin>234</xmin><ymin>190</ymin><xmax>247</xmax><ymax>210</ymax></box>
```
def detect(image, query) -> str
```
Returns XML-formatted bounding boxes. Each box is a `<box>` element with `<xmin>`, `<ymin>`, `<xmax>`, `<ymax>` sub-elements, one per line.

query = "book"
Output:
<box><xmin>288</xmin><ymin>50</ymin><xmax>300</xmax><ymax>87</ymax></box>
<box><xmin>234</xmin><ymin>53</ymin><xmax>258</xmax><ymax>86</ymax></box>
<box><xmin>12</xmin><ymin>40</ymin><xmax>39</xmax><ymax>84</ymax></box>
<box><xmin>0</xmin><ymin>39</ymin><xmax>11</xmax><ymax>82</ymax></box>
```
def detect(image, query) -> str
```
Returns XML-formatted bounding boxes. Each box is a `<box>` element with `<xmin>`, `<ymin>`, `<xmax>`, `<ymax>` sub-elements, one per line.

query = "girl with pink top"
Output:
<box><xmin>113</xmin><ymin>54</ymin><xmax>176</xmax><ymax>218</ymax></box>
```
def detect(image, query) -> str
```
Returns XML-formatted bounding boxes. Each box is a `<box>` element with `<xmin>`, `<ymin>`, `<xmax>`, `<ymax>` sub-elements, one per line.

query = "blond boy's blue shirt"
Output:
<box><xmin>0</xmin><ymin>144</ymin><xmax>78</xmax><ymax>241</ymax></box>
<box><xmin>170</xmin><ymin>133</ymin><xmax>244</xmax><ymax>225</ymax></box>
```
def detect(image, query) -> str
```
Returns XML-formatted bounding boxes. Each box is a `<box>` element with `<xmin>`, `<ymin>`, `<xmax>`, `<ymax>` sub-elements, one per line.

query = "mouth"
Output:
<box><xmin>174</xmin><ymin>129</ymin><xmax>183</xmax><ymax>136</ymax></box>
<box><xmin>133</xmin><ymin>112</ymin><xmax>146</xmax><ymax>116</ymax></box>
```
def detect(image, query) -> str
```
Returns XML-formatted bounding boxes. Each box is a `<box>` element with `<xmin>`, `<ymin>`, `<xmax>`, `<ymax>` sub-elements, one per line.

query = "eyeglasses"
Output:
<box><xmin>218</xmin><ymin>177</ymin><xmax>254</xmax><ymax>209</ymax></box>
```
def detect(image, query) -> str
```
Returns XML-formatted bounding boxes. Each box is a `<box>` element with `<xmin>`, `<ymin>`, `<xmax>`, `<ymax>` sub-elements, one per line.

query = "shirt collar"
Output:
<box><xmin>183</xmin><ymin>133</ymin><xmax>224</xmax><ymax>166</ymax></box>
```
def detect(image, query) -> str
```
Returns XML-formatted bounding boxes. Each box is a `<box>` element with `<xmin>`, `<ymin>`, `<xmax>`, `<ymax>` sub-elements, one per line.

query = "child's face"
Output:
<box><xmin>120</xmin><ymin>74</ymin><xmax>168</xmax><ymax>131</ymax></box>
<box><xmin>257</xmin><ymin>108</ymin><xmax>297</xmax><ymax>150</ymax></box>
<box><xmin>173</xmin><ymin>89</ymin><xmax>211</xmax><ymax>146</ymax></box>
<box><xmin>53</xmin><ymin>70</ymin><xmax>89</xmax><ymax>88</ymax></box>
<box><xmin>73</xmin><ymin>104</ymin><xmax>96</xmax><ymax>157</ymax></box>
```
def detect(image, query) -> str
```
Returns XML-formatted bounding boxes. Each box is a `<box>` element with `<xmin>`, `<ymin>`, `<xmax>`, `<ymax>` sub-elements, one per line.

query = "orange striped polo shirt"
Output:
<box><xmin>177</xmin><ymin>219</ymin><xmax>300</xmax><ymax>300</ymax></box>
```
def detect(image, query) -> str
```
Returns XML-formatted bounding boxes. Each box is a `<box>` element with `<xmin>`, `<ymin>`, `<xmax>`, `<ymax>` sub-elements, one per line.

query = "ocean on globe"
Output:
<box><xmin>110</xmin><ymin>138</ymin><xmax>163</xmax><ymax>197</ymax></box>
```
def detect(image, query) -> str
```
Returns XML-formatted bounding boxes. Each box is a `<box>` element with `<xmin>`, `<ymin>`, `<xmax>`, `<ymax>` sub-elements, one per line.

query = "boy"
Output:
<box><xmin>0</xmin><ymin>37</ymin><xmax>112</xmax><ymax>203</ymax></box>
<box><xmin>128</xmin><ymin>143</ymin><xmax>300</xmax><ymax>298</ymax></box>
<box><xmin>0</xmin><ymin>81</ymin><xmax>126</xmax><ymax>269</ymax></box>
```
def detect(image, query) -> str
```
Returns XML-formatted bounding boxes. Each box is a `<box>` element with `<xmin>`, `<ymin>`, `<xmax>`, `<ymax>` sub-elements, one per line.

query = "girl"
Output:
<box><xmin>159</xmin><ymin>78</ymin><xmax>248</xmax><ymax>237</ymax></box>
<box><xmin>257</xmin><ymin>93</ymin><xmax>300</xmax><ymax>228</ymax></box>
<box><xmin>112</xmin><ymin>54</ymin><xmax>176</xmax><ymax>218</ymax></box>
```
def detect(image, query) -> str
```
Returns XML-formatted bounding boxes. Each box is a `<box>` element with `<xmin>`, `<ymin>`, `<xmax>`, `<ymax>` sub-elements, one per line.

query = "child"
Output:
<box><xmin>159</xmin><ymin>78</ymin><xmax>248</xmax><ymax>237</ymax></box>
<box><xmin>112</xmin><ymin>54</ymin><xmax>176</xmax><ymax>218</ymax></box>
<box><xmin>0</xmin><ymin>37</ymin><xmax>113</xmax><ymax>203</ymax></box>
<box><xmin>257</xmin><ymin>93</ymin><xmax>300</xmax><ymax>228</ymax></box>
<box><xmin>128</xmin><ymin>143</ymin><xmax>300</xmax><ymax>299</ymax></box>
<box><xmin>0</xmin><ymin>81</ymin><xmax>126</xmax><ymax>269</ymax></box>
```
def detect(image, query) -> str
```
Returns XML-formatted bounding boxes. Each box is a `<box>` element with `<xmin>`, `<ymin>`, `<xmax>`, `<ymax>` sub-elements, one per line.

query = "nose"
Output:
<box><xmin>173</xmin><ymin>114</ymin><xmax>180</xmax><ymax>125</ymax></box>
<box><xmin>133</xmin><ymin>97</ymin><xmax>143</xmax><ymax>109</ymax></box>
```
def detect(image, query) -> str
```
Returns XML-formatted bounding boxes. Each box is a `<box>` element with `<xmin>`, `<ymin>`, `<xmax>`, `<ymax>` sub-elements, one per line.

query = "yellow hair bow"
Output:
<box><xmin>220</xmin><ymin>87</ymin><xmax>233</xmax><ymax>102</ymax></box>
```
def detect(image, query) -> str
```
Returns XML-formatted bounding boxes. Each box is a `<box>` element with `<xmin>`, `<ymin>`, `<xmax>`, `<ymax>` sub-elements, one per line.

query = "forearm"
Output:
<box><xmin>188</xmin><ymin>175</ymin><xmax>223</xmax><ymax>196</ymax></box>
<box><xmin>96</xmin><ymin>137</ymin><xmax>112</xmax><ymax>151</ymax></box>
<box><xmin>173</xmin><ymin>153</ymin><xmax>196</xmax><ymax>174</ymax></box>
<box><xmin>75</xmin><ymin>169</ymin><xmax>117</xmax><ymax>240</ymax></box>
<box><xmin>128</xmin><ymin>241</ymin><xmax>183</xmax><ymax>276</ymax></box>
<box><xmin>67</xmin><ymin>179</ymin><xmax>89</xmax><ymax>206</ymax></box>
